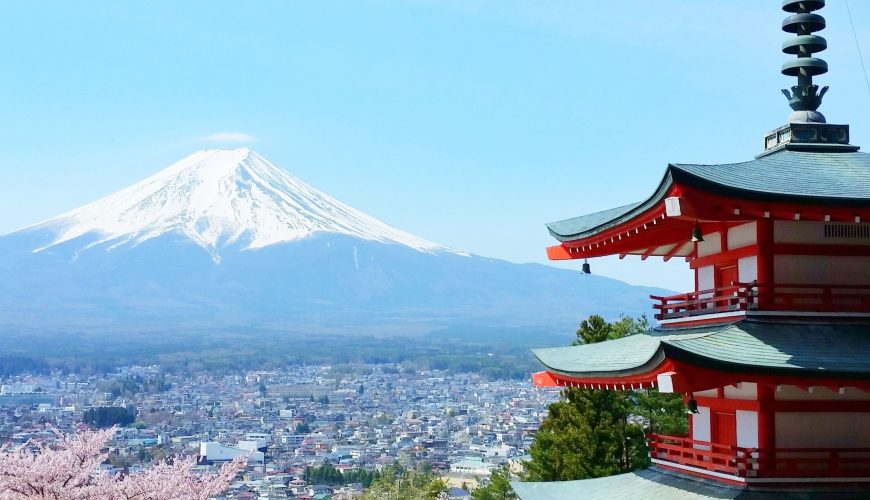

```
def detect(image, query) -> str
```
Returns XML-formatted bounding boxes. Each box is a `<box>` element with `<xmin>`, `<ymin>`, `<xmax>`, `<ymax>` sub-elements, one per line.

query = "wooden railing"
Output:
<box><xmin>648</xmin><ymin>434</ymin><xmax>870</xmax><ymax>480</ymax></box>
<box><xmin>646</xmin><ymin>434</ymin><xmax>753</xmax><ymax>477</ymax></box>
<box><xmin>652</xmin><ymin>282</ymin><xmax>870</xmax><ymax>321</ymax></box>
<box><xmin>747</xmin><ymin>283</ymin><xmax>870</xmax><ymax>313</ymax></box>
<box><xmin>753</xmin><ymin>448</ymin><xmax>870</xmax><ymax>478</ymax></box>
<box><xmin>651</xmin><ymin>284</ymin><xmax>753</xmax><ymax>321</ymax></box>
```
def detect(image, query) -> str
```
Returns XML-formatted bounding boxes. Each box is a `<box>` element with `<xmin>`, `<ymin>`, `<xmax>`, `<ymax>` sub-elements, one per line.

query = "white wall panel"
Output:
<box><xmin>774</xmin><ymin>255</ymin><xmax>870</xmax><ymax>285</ymax></box>
<box><xmin>775</xmin><ymin>385</ymin><xmax>870</xmax><ymax>401</ymax></box>
<box><xmin>736</xmin><ymin>410</ymin><xmax>759</xmax><ymax>448</ymax></box>
<box><xmin>728</xmin><ymin>222</ymin><xmax>757</xmax><ymax>250</ymax></box>
<box><xmin>698</xmin><ymin>266</ymin><xmax>715</xmax><ymax>291</ymax></box>
<box><xmin>776</xmin><ymin>413</ymin><xmax>870</xmax><ymax>448</ymax></box>
<box><xmin>737</xmin><ymin>256</ymin><xmax>758</xmax><ymax>283</ymax></box>
<box><xmin>692</xmin><ymin>406</ymin><xmax>711</xmax><ymax>443</ymax></box>
<box><xmin>697</xmin><ymin>232</ymin><xmax>722</xmax><ymax>257</ymax></box>
<box><xmin>724</xmin><ymin>382</ymin><xmax>757</xmax><ymax>400</ymax></box>
<box><xmin>774</xmin><ymin>221</ymin><xmax>870</xmax><ymax>245</ymax></box>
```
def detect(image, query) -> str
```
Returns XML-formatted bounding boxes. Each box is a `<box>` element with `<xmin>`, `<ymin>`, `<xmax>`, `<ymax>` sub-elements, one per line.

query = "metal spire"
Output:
<box><xmin>761</xmin><ymin>0</ymin><xmax>858</xmax><ymax>154</ymax></box>
<box><xmin>781</xmin><ymin>0</ymin><xmax>829</xmax><ymax>123</ymax></box>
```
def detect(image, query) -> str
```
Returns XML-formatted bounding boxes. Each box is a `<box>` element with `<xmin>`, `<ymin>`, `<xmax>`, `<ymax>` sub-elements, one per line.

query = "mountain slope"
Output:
<box><xmin>25</xmin><ymin>149</ymin><xmax>454</xmax><ymax>261</ymax></box>
<box><xmin>0</xmin><ymin>150</ymin><xmax>669</xmax><ymax>335</ymax></box>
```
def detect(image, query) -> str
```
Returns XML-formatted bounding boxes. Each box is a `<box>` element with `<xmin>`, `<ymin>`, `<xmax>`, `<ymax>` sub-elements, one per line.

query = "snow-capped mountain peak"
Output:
<box><xmin>26</xmin><ymin>148</ymin><xmax>458</xmax><ymax>259</ymax></box>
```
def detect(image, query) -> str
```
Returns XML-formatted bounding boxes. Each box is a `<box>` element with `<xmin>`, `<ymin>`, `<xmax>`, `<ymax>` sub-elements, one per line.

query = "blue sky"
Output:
<box><xmin>2</xmin><ymin>1</ymin><xmax>869</xmax><ymax>291</ymax></box>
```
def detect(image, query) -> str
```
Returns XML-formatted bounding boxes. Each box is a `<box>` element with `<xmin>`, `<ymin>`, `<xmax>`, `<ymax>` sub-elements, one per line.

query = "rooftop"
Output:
<box><xmin>547</xmin><ymin>149</ymin><xmax>870</xmax><ymax>242</ymax></box>
<box><xmin>533</xmin><ymin>318</ymin><xmax>870</xmax><ymax>381</ymax></box>
<box><xmin>511</xmin><ymin>467</ymin><xmax>870</xmax><ymax>499</ymax></box>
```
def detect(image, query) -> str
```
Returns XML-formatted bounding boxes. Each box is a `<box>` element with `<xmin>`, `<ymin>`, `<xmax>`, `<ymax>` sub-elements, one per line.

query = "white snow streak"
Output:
<box><xmin>26</xmin><ymin>149</ymin><xmax>462</xmax><ymax>259</ymax></box>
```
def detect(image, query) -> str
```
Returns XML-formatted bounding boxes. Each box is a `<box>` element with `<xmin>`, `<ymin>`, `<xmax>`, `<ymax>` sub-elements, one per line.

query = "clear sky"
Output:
<box><xmin>2</xmin><ymin>1</ymin><xmax>869</xmax><ymax>292</ymax></box>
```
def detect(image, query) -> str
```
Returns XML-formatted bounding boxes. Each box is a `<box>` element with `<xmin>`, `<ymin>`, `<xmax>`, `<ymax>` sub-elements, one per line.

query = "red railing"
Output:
<box><xmin>651</xmin><ymin>284</ymin><xmax>753</xmax><ymax>321</ymax></box>
<box><xmin>652</xmin><ymin>282</ymin><xmax>870</xmax><ymax>321</ymax></box>
<box><xmin>747</xmin><ymin>283</ymin><xmax>870</xmax><ymax>313</ymax></box>
<box><xmin>753</xmin><ymin>448</ymin><xmax>870</xmax><ymax>478</ymax></box>
<box><xmin>646</xmin><ymin>434</ymin><xmax>753</xmax><ymax>477</ymax></box>
<box><xmin>647</xmin><ymin>434</ymin><xmax>870</xmax><ymax>480</ymax></box>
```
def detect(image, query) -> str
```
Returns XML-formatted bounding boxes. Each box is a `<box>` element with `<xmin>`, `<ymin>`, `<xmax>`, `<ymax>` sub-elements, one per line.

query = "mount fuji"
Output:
<box><xmin>0</xmin><ymin>149</ymin><xmax>666</xmax><ymax>335</ymax></box>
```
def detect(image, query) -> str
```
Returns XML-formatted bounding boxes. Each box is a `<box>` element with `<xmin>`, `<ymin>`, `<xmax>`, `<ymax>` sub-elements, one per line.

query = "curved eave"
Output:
<box><xmin>532</xmin><ymin>320</ymin><xmax>870</xmax><ymax>389</ymax></box>
<box><xmin>532</xmin><ymin>345</ymin><xmax>667</xmax><ymax>381</ymax></box>
<box><xmin>547</xmin><ymin>150</ymin><xmax>870</xmax><ymax>244</ymax></box>
<box><xmin>546</xmin><ymin>170</ymin><xmax>675</xmax><ymax>242</ymax></box>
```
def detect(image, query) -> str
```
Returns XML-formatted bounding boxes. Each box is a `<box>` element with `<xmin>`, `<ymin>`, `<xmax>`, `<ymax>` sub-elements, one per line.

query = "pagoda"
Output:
<box><xmin>516</xmin><ymin>1</ymin><xmax>870</xmax><ymax>497</ymax></box>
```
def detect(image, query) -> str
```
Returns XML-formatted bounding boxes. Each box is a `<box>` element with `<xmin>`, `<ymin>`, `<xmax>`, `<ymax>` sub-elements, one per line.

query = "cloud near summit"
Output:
<box><xmin>198</xmin><ymin>132</ymin><xmax>257</xmax><ymax>143</ymax></box>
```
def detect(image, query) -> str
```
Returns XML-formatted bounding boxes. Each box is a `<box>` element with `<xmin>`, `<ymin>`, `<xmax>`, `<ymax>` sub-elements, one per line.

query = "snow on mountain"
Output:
<box><xmin>24</xmin><ymin>148</ymin><xmax>458</xmax><ymax>261</ymax></box>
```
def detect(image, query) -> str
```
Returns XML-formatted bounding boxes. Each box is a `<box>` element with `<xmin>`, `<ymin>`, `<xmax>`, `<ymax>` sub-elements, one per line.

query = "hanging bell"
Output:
<box><xmin>691</xmin><ymin>225</ymin><xmax>704</xmax><ymax>243</ymax></box>
<box><xmin>581</xmin><ymin>259</ymin><xmax>591</xmax><ymax>275</ymax></box>
<box><xmin>686</xmin><ymin>398</ymin><xmax>700</xmax><ymax>414</ymax></box>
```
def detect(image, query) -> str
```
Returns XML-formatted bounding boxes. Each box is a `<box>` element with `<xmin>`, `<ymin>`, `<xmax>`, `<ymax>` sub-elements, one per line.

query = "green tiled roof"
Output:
<box><xmin>532</xmin><ymin>319</ymin><xmax>870</xmax><ymax>377</ymax></box>
<box><xmin>512</xmin><ymin>469</ymin><xmax>730</xmax><ymax>500</ymax></box>
<box><xmin>663</xmin><ymin>320</ymin><xmax>870</xmax><ymax>373</ymax></box>
<box><xmin>672</xmin><ymin>151</ymin><xmax>870</xmax><ymax>202</ymax></box>
<box><xmin>511</xmin><ymin>468</ymin><xmax>869</xmax><ymax>499</ymax></box>
<box><xmin>545</xmin><ymin>202</ymin><xmax>642</xmax><ymax>243</ymax></box>
<box><xmin>532</xmin><ymin>330</ymin><xmax>690</xmax><ymax>378</ymax></box>
<box><xmin>547</xmin><ymin>150</ymin><xmax>870</xmax><ymax>241</ymax></box>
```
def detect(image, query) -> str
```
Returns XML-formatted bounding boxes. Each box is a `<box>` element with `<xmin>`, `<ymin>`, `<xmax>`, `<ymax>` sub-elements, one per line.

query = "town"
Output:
<box><xmin>0</xmin><ymin>363</ymin><xmax>559</xmax><ymax>498</ymax></box>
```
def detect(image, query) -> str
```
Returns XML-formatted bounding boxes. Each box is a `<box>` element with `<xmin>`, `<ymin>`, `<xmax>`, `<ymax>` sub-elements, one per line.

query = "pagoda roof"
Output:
<box><xmin>532</xmin><ymin>318</ymin><xmax>870</xmax><ymax>379</ymax></box>
<box><xmin>547</xmin><ymin>150</ymin><xmax>870</xmax><ymax>242</ymax></box>
<box><xmin>511</xmin><ymin>467</ymin><xmax>869</xmax><ymax>499</ymax></box>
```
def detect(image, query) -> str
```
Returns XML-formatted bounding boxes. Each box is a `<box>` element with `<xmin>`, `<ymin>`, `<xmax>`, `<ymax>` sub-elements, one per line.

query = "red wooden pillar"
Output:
<box><xmin>756</xmin><ymin>383</ymin><xmax>776</xmax><ymax>475</ymax></box>
<box><xmin>756</xmin><ymin>220</ymin><xmax>774</xmax><ymax>308</ymax></box>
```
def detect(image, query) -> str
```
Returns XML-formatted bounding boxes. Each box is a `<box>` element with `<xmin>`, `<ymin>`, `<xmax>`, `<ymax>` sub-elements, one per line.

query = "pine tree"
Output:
<box><xmin>523</xmin><ymin>315</ymin><xmax>685</xmax><ymax>482</ymax></box>
<box><xmin>471</xmin><ymin>464</ymin><xmax>516</xmax><ymax>499</ymax></box>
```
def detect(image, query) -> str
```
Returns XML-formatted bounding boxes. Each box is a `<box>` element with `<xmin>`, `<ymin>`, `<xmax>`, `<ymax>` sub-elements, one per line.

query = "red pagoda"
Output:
<box><xmin>517</xmin><ymin>1</ymin><xmax>870</xmax><ymax>497</ymax></box>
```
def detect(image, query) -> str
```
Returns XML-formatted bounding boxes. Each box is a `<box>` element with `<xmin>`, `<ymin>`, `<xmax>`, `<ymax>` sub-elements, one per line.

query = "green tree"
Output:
<box><xmin>361</xmin><ymin>466</ymin><xmax>446</xmax><ymax>500</ymax></box>
<box><xmin>83</xmin><ymin>406</ymin><xmax>136</xmax><ymax>428</ymax></box>
<box><xmin>524</xmin><ymin>315</ymin><xmax>684</xmax><ymax>482</ymax></box>
<box><xmin>571</xmin><ymin>314</ymin><xmax>614</xmax><ymax>345</ymax></box>
<box><xmin>471</xmin><ymin>465</ymin><xmax>516</xmax><ymax>500</ymax></box>
<box><xmin>633</xmin><ymin>389</ymin><xmax>689</xmax><ymax>436</ymax></box>
<box><xmin>572</xmin><ymin>314</ymin><xmax>649</xmax><ymax>346</ymax></box>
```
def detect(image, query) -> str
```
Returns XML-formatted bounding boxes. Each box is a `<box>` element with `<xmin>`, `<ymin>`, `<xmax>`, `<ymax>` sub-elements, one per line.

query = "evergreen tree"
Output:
<box><xmin>361</xmin><ymin>465</ymin><xmax>446</xmax><ymax>500</ymax></box>
<box><xmin>82</xmin><ymin>406</ymin><xmax>136</xmax><ymax>428</ymax></box>
<box><xmin>471</xmin><ymin>465</ymin><xmax>516</xmax><ymax>500</ymax></box>
<box><xmin>523</xmin><ymin>315</ymin><xmax>685</xmax><ymax>482</ymax></box>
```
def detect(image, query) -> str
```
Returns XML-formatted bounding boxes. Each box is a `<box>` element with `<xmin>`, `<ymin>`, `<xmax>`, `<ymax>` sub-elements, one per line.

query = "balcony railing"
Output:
<box><xmin>754</xmin><ymin>448</ymin><xmax>870</xmax><ymax>478</ymax></box>
<box><xmin>646</xmin><ymin>434</ymin><xmax>753</xmax><ymax>478</ymax></box>
<box><xmin>647</xmin><ymin>434</ymin><xmax>870</xmax><ymax>481</ymax></box>
<box><xmin>651</xmin><ymin>282</ymin><xmax>870</xmax><ymax>321</ymax></box>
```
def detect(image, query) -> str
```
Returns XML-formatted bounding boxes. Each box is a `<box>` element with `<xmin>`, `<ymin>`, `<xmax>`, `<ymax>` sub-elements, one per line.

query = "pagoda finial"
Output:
<box><xmin>780</xmin><ymin>0</ymin><xmax>829</xmax><ymax>123</ymax></box>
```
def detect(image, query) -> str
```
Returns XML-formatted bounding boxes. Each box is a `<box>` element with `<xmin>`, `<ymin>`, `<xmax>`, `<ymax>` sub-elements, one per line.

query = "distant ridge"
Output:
<box><xmin>0</xmin><ymin>150</ymin><xmax>670</xmax><ymax>335</ymax></box>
